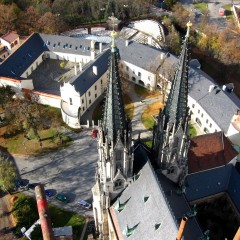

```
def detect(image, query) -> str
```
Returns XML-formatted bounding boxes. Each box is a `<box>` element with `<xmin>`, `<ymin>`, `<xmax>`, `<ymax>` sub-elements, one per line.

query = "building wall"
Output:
<box><xmin>33</xmin><ymin>91</ymin><xmax>61</xmax><ymax>108</ymax></box>
<box><xmin>0</xmin><ymin>77</ymin><xmax>22</xmax><ymax>93</ymax></box>
<box><xmin>188</xmin><ymin>95</ymin><xmax>221</xmax><ymax>134</ymax></box>
<box><xmin>21</xmin><ymin>79</ymin><xmax>34</xmax><ymax>90</ymax></box>
<box><xmin>119</xmin><ymin>60</ymin><xmax>156</xmax><ymax>90</ymax></box>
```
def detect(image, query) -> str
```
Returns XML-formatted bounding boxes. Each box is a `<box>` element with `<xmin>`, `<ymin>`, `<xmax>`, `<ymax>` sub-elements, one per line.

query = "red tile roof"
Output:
<box><xmin>188</xmin><ymin>132</ymin><xmax>238</xmax><ymax>174</ymax></box>
<box><xmin>1</xmin><ymin>31</ymin><xmax>19</xmax><ymax>43</ymax></box>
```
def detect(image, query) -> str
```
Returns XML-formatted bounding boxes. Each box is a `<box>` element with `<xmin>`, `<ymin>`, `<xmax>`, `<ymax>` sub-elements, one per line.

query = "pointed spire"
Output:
<box><xmin>164</xmin><ymin>21</ymin><xmax>191</xmax><ymax>127</ymax></box>
<box><xmin>102</xmin><ymin>28</ymin><xmax>127</xmax><ymax>143</ymax></box>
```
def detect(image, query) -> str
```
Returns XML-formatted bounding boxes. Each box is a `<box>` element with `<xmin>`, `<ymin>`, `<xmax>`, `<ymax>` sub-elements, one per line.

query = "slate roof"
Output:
<box><xmin>185</xmin><ymin>164</ymin><xmax>240</xmax><ymax>213</ymax></box>
<box><xmin>1</xmin><ymin>31</ymin><xmax>19</xmax><ymax>43</ymax></box>
<box><xmin>188</xmin><ymin>132</ymin><xmax>238</xmax><ymax>173</ymax></box>
<box><xmin>110</xmin><ymin>144</ymin><xmax>203</xmax><ymax>240</ymax></box>
<box><xmin>69</xmin><ymin>49</ymin><xmax>109</xmax><ymax>95</ymax></box>
<box><xmin>188</xmin><ymin>68</ymin><xmax>240</xmax><ymax>133</ymax></box>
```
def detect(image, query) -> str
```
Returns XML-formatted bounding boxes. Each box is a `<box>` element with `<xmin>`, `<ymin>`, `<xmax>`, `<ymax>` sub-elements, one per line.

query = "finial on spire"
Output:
<box><xmin>108</xmin><ymin>14</ymin><xmax>118</xmax><ymax>51</ymax></box>
<box><xmin>185</xmin><ymin>21</ymin><xmax>192</xmax><ymax>38</ymax></box>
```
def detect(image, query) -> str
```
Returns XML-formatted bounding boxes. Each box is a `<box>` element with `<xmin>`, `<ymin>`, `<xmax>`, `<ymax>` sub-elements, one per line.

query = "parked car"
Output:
<box><xmin>45</xmin><ymin>190</ymin><xmax>54</xmax><ymax>197</ymax></box>
<box><xmin>92</xmin><ymin>129</ymin><xmax>98</xmax><ymax>138</ymax></box>
<box><xmin>77</xmin><ymin>199</ymin><xmax>92</xmax><ymax>209</ymax></box>
<box><xmin>56</xmin><ymin>193</ymin><xmax>69</xmax><ymax>203</ymax></box>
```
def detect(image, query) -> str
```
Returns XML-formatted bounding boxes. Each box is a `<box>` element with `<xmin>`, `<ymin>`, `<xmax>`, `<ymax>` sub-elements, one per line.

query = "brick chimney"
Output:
<box><xmin>176</xmin><ymin>216</ymin><xmax>188</xmax><ymax>240</ymax></box>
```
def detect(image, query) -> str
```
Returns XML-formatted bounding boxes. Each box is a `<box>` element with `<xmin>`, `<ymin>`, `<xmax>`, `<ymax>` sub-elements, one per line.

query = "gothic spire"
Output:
<box><xmin>102</xmin><ymin>29</ymin><xmax>127</xmax><ymax>143</ymax></box>
<box><xmin>164</xmin><ymin>21</ymin><xmax>192</xmax><ymax>127</ymax></box>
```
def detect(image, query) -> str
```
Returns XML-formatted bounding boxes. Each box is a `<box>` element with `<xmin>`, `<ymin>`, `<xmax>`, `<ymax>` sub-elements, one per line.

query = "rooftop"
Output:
<box><xmin>188</xmin><ymin>132</ymin><xmax>238</xmax><ymax>173</ymax></box>
<box><xmin>1</xmin><ymin>31</ymin><xmax>19</xmax><ymax>43</ymax></box>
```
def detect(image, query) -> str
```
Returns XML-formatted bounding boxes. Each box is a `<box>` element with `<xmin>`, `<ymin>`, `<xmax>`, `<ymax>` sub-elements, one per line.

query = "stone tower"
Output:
<box><xmin>92</xmin><ymin>30</ymin><xmax>134</xmax><ymax>239</ymax></box>
<box><xmin>153</xmin><ymin>22</ymin><xmax>192</xmax><ymax>188</ymax></box>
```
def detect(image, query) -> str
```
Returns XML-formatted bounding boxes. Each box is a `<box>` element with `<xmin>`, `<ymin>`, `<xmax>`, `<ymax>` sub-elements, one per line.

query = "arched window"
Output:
<box><xmin>204</xmin><ymin>128</ymin><xmax>209</xmax><ymax>133</ymax></box>
<box><xmin>132</xmin><ymin>77</ymin><xmax>136</xmax><ymax>82</ymax></box>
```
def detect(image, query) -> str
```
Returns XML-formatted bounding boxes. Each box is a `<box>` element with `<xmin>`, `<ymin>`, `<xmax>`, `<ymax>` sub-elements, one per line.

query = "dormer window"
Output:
<box><xmin>115</xmin><ymin>179</ymin><xmax>123</xmax><ymax>188</ymax></box>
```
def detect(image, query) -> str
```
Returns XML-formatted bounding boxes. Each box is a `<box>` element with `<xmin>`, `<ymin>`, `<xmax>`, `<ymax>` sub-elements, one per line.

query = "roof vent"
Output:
<box><xmin>154</xmin><ymin>223</ymin><xmax>161</xmax><ymax>230</ymax></box>
<box><xmin>114</xmin><ymin>199</ymin><xmax>125</xmax><ymax>213</ymax></box>
<box><xmin>123</xmin><ymin>224</ymin><xmax>139</xmax><ymax>238</ymax></box>
<box><xmin>134</xmin><ymin>173</ymin><xmax>140</xmax><ymax>181</ymax></box>
<box><xmin>144</xmin><ymin>196</ymin><xmax>149</xmax><ymax>203</ymax></box>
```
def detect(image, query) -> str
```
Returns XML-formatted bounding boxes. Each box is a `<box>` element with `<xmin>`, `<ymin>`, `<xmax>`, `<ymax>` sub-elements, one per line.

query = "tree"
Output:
<box><xmin>0</xmin><ymin>4</ymin><xmax>17</xmax><ymax>34</ymax></box>
<box><xmin>0</xmin><ymin>85</ymin><xmax>15</xmax><ymax>109</ymax></box>
<box><xmin>0</xmin><ymin>156</ymin><xmax>17</xmax><ymax>193</ymax></box>
<box><xmin>37</xmin><ymin>12</ymin><xmax>57</xmax><ymax>34</ymax></box>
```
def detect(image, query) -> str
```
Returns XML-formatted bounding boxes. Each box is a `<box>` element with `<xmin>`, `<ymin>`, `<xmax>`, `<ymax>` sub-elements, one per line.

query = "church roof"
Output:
<box><xmin>188</xmin><ymin>132</ymin><xmax>238</xmax><ymax>173</ymax></box>
<box><xmin>102</xmin><ymin>34</ymin><xmax>127</xmax><ymax>142</ymax></box>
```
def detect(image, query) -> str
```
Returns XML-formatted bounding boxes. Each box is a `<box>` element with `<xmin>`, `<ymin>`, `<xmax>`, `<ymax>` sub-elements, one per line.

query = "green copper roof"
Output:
<box><xmin>103</xmin><ymin>42</ymin><xmax>127</xmax><ymax>142</ymax></box>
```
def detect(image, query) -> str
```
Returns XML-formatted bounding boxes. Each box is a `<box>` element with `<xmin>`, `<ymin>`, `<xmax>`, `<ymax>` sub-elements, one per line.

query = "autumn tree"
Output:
<box><xmin>37</xmin><ymin>12</ymin><xmax>57</xmax><ymax>34</ymax></box>
<box><xmin>0</xmin><ymin>4</ymin><xmax>17</xmax><ymax>34</ymax></box>
<box><xmin>0</xmin><ymin>156</ymin><xmax>17</xmax><ymax>193</ymax></box>
<box><xmin>0</xmin><ymin>85</ymin><xmax>15</xmax><ymax>109</ymax></box>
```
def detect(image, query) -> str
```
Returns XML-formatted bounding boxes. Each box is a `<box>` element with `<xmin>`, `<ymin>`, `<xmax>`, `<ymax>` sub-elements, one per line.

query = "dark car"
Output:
<box><xmin>55</xmin><ymin>193</ymin><xmax>69</xmax><ymax>203</ymax></box>
<box><xmin>45</xmin><ymin>190</ymin><xmax>54</xmax><ymax>197</ymax></box>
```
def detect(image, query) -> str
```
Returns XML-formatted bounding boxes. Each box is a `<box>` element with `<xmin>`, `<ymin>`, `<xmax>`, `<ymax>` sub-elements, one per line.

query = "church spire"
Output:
<box><xmin>164</xmin><ymin>21</ymin><xmax>192</xmax><ymax>128</ymax></box>
<box><xmin>102</xmin><ymin>27</ymin><xmax>127</xmax><ymax>143</ymax></box>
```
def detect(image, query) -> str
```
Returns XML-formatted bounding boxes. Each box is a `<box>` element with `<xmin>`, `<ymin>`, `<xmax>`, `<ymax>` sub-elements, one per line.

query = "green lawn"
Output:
<box><xmin>144</xmin><ymin>140</ymin><xmax>153</xmax><ymax>148</ymax></box>
<box><xmin>134</xmin><ymin>84</ymin><xmax>160</xmax><ymax>99</ymax></box>
<box><xmin>193</xmin><ymin>2</ymin><xmax>208</xmax><ymax>12</ymax></box>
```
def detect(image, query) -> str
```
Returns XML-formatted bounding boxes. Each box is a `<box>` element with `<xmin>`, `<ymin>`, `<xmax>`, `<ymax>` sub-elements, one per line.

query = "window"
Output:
<box><xmin>192</xmin><ymin>104</ymin><xmax>195</xmax><ymax>108</ymax></box>
<box><xmin>144</xmin><ymin>196</ymin><xmax>149</xmax><ymax>203</ymax></box>
<box><xmin>89</xmin><ymin>100</ymin><xmax>91</xmax><ymax>104</ymax></box>
<box><xmin>133</xmin><ymin>70</ymin><xmax>135</xmax><ymax>74</ymax></box>
<box><xmin>83</xmin><ymin>107</ymin><xmax>85</xmax><ymax>111</ymax></box>
<box><xmin>101</xmin><ymin>79</ymin><xmax>103</xmax><ymax>84</ymax></box>
<box><xmin>95</xmin><ymin>93</ymin><xmax>97</xmax><ymax>98</ymax></box>
<box><xmin>196</xmin><ymin>118</ymin><xmax>202</xmax><ymax>127</ymax></box>
<box><xmin>206</xmin><ymin>119</ymin><xmax>208</xmax><ymax>123</ymax></box>
<box><xmin>95</xmin><ymin>85</ymin><xmax>97</xmax><ymax>90</ymax></box>
<box><xmin>204</xmin><ymin>128</ymin><xmax>209</xmax><ymax>133</ymax></box>
<box><xmin>69</xmin><ymin>98</ymin><xmax>72</xmax><ymax>105</ymax></box>
<box><xmin>132</xmin><ymin>77</ymin><xmax>136</xmax><ymax>82</ymax></box>
<box><xmin>210</xmin><ymin>123</ymin><xmax>212</xmax><ymax>128</ymax></box>
<box><xmin>155</xmin><ymin>223</ymin><xmax>161</xmax><ymax>231</ymax></box>
<box><xmin>148</xmin><ymin>76</ymin><xmax>151</xmax><ymax>80</ymax></box>
<box><xmin>201</xmin><ymin>113</ymin><xmax>203</xmax><ymax>118</ymax></box>
<box><xmin>14</xmin><ymin>40</ymin><xmax>18</xmax><ymax>45</ymax></box>
<box><xmin>138</xmin><ymin>72</ymin><xmax>141</xmax><ymax>77</ymax></box>
<box><xmin>88</xmin><ymin>91</ymin><xmax>91</xmax><ymax>97</ymax></box>
<box><xmin>198</xmin><ymin>109</ymin><xmax>200</xmax><ymax>114</ymax></box>
<box><xmin>82</xmin><ymin>99</ymin><xmax>84</xmax><ymax>104</ymax></box>
<box><xmin>126</xmin><ymin>66</ymin><xmax>129</xmax><ymax>71</ymax></box>
<box><xmin>115</xmin><ymin>179</ymin><xmax>122</xmax><ymax>188</ymax></box>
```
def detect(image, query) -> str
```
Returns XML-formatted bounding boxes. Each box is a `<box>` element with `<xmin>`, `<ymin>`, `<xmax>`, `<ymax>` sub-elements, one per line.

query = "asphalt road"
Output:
<box><xmin>12</xmin><ymin>129</ymin><xmax>98</xmax><ymax>216</ymax></box>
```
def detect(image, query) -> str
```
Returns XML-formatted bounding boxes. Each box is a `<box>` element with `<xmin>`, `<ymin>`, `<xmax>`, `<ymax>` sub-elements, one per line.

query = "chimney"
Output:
<box><xmin>78</xmin><ymin>62</ymin><xmax>83</xmax><ymax>72</ymax></box>
<box><xmin>91</xmin><ymin>51</ymin><xmax>95</xmax><ymax>60</ymax></box>
<box><xmin>176</xmin><ymin>216</ymin><xmax>188</xmax><ymax>240</ymax></box>
<box><xmin>148</xmin><ymin>36</ymin><xmax>152</xmax><ymax>45</ymax></box>
<box><xmin>209</xmin><ymin>85</ymin><xmax>215</xmax><ymax>93</ymax></box>
<box><xmin>91</xmin><ymin>40</ymin><xmax>95</xmax><ymax>50</ymax></box>
<box><xmin>125</xmin><ymin>40</ymin><xmax>129</xmax><ymax>47</ymax></box>
<box><xmin>74</xmin><ymin>65</ymin><xmax>77</xmax><ymax>75</ymax></box>
<box><xmin>99</xmin><ymin>42</ymin><xmax>103</xmax><ymax>53</ymax></box>
<box><xmin>233</xmin><ymin>227</ymin><xmax>240</xmax><ymax>240</ymax></box>
<box><xmin>161</xmin><ymin>53</ymin><xmax>164</xmax><ymax>60</ymax></box>
<box><xmin>93</xmin><ymin>66</ymin><xmax>97</xmax><ymax>75</ymax></box>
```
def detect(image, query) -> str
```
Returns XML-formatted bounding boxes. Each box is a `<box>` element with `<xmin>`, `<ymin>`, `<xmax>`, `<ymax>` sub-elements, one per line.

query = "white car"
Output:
<box><xmin>77</xmin><ymin>199</ymin><xmax>92</xmax><ymax>209</ymax></box>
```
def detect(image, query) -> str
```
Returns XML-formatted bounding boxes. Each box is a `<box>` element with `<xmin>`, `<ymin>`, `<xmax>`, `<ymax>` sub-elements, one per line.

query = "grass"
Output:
<box><xmin>134</xmin><ymin>85</ymin><xmax>160</xmax><ymax>99</ymax></box>
<box><xmin>142</xmin><ymin>101</ymin><xmax>163</xmax><ymax>131</ymax></box>
<box><xmin>144</xmin><ymin>140</ymin><xmax>153</xmax><ymax>148</ymax></box>
<box><xmin>0</xmin><ymin>128</ymin><xmax>72</xmax><ymax>155</ymax></box>
<box><xmin>193</xmin><ymin>2</ymin><xmax>208</xmax><ymax>12</ymax></box>
<box><xmin>189</xmin><ymin>123</ymin><xmax>197</xmax><ymax>138</ymax></box>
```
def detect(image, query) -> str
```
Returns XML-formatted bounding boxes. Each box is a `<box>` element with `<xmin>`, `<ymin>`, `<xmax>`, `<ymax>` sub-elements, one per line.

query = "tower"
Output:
<box><xmin>153</xmin><ymin>22</ymin><xmax>192</xmax><ymax>188</ymax></box>
<box><xmin>92</xmin><ymin>28</ymin><xmax>134</xmax><ymax>239</ymax></box>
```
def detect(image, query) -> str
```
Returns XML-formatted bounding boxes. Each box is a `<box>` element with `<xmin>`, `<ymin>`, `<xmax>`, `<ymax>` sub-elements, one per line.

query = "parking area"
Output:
<box><xmin>13</xmin><ymin>129</ymin><xmax>98</xmax><ymax>216</ymax></box>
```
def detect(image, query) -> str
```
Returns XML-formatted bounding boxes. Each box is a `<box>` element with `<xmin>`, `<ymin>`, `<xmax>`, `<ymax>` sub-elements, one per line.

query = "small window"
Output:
<box><xmin>82</xmin><ymin>99</ymin><xmax>84</xmax><ymax>104</ymax></box>
<box><xmin>70</xmin><ymin>98</ymin><xmax>72</xmax><ymax>105</ymax></box>
<box><xmin>198</xmin><ymin>109</ymin><xmax>200</xmax><ymax>114</ymax></box>
<box><xmin>95</xmin><ymin>85</ymin><xmax>97</xmax><ymax>90</ymax></box>
<box><xmin>115</xmin><ymin>179</ymin><xmax>122</xmax><ymax>188</ymax></box>
<box><xmin>144</xmin><ymin>196</ymin><xmax>149</xmax><ymax>203</ymax></box>
<box><xmin>155</xmin><ymin>223</ymin><xmax>161</xmax><ymax>230</ymax></box>
<box><xmin>204</xmin><ymin>128</ymin><xmax>209</xmax><ymax>133</ymax></box>
<box><xmin>101</xmin><ymin>79</ymin><xmax>103</xmax><ymax>84</ymax></box>
<box><xmin>210</xmin><ymin>123</ymin><xmax>212</xmax><ymax>128</ymax></box>
<box><xmin>138</xmin><ymin>72</ymin><xmax>141</xmax><ymax>77</ymax></box>
<box><xmin>95</xmin><ymin>93</ymin><xmax>97</xmax><ymax>98</ymax></box>
<box><xmin>89</xmin><ymin>99</ymin><xmax>91</xmax><ymax>104</ymax></box>
<box><xmin>126</xmin><ymin>66</ymin><xmax>129</xmax><ymax>71</ymax></box>
<box><xmin>192</xmin><ymin>104</ymin><xmax>195</xmax><ymax>108</ymax></box>
<box><xmin>133</xmin><ymin>70</ymin><xmax>135</xmax><ymax>74</ymax></box>
<box><xmin>201</xmin><ymin>113</ymin><xmax>203</xmax><ymax>118</ymax></box>
<box><xmin>196</xmin><ymin>118</ymin><xmax>202</xmax><ymax>127</ymax></box>
<box><xmin>148</xmin><ymin>76</ymin><xmax>151</xmax><ymax>80</ymax></box>
<box><xmin>132</xmin><ymin>77</ymin><xmax>136</xmax><ymax>82</ymax></box>
<box><xmin>88</xmin><ymin>91</ymin><xmax>91</xmax><ymax>97</ymax></box>
<box><xmin>206</xmin><ymin>119</ymin><xmax>208</xmax><ymax>123</ymax></box>
<box><xmin>83</xmin><ymin>107</ymin><xmax>85</xmax><ymax>111</ymax></box>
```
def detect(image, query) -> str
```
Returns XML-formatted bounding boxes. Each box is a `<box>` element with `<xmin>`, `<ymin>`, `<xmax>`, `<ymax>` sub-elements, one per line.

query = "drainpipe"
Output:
<box><xmin>233</xmin><ymin>227</ymin><xmax>240</xmax><ymax>240</ymax></box>
<box><xmin>176</xmin><ymin>216</ymin><xmax>188</xmax><ymax>240</ymax></box>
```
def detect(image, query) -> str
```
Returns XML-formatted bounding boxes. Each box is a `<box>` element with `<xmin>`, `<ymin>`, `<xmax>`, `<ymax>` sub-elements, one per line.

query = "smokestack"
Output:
<box><xmin>35</xmin><ymin>185</ymin><xmax>54</xmax><ymax>240</ymax></box>
<box><xmin>233</xmin><ymin>227</ymin><xmax>240</xmax><ymax>240</ymax></box>
<box><xmin>176</xmin><ymin>216</ymin><xmax>188</xmax><ymax>240</ymax></box>
<box><xmin>99</xmin><ymin>42</ymin><xmax>103</xmax><ymax>53</ymax></box>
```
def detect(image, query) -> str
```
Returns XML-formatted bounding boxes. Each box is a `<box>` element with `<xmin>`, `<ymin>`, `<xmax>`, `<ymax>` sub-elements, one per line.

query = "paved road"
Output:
<box><xmin>13</xmin><ymin>129</ymin><xmax>98</xmax><ymax>216</ymax></box>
